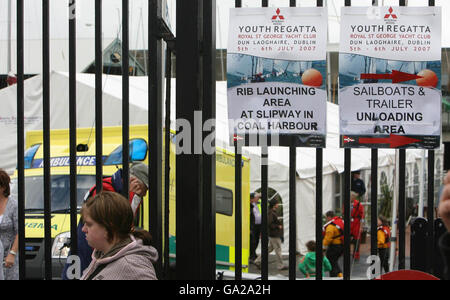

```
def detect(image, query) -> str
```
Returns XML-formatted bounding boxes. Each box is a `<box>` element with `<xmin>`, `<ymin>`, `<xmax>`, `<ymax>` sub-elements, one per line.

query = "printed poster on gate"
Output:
<box><xmin>339</xmin><ymin>6</ymin><xmax>442</xmax><ymax>149</ymax></box>
<box><xmin>227</xmin><ymin>7</ymin><xmax>328</xmax><ymax>147</ymax></box>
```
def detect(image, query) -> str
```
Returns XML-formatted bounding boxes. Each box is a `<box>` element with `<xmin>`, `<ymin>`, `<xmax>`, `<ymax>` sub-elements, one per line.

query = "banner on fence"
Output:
<box><xmin>227</xmin><ymin>7</ymin><xmax>328</xmax><ymax>147</ymax></box>
<box><xmin>339</xmin><ymin>6</ymin><xmax>442</xmax><ymax>149</ymax></box>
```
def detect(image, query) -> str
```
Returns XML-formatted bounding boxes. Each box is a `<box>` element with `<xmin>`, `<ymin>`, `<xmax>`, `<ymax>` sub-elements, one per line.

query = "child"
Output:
<box><xmin>377</xmin><ymin>216</ymin><xmax>391</xmax><ymax>273</ymax></box>
<box><xmin>299</xmin><ymin>240</ymin><xmax>332</xmax><ymax>278</ymax></box>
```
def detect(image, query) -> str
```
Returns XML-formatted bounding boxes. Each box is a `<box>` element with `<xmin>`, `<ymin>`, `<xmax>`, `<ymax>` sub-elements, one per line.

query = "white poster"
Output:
<box><xmin>227</xmin><ymin>7</ymin><xmax>328</xmax><ymax>147</ymax></box>
<box><xmin>339</xmin><ymin>6</ymin><xmax>442</xmax><ymax>149</ymax></box>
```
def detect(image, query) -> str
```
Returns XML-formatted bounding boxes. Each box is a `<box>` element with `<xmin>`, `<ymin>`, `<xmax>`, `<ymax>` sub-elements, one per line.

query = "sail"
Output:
<box><xmin>376</xmin><ymin>59</ymin><xmax>388</xmax><ymax>73</ymax></box>
<box><xmin>414</xmin><ymin>62</ymin><xmax>427</xmax><ymax>73</ymax></box>
<box><xmin>339</xmin><ymin>54</ymin><xmax>366</xmax><ymax>78</ymax></box>
<box><xmin>387</xmin><ymin>61</ymin><xmax>415</xmax><ymax>74</ymax></box>
<box><xmin>227</xmin><ymin>54</ymin><xmax>254</xmax><ymax>78</ymax></box>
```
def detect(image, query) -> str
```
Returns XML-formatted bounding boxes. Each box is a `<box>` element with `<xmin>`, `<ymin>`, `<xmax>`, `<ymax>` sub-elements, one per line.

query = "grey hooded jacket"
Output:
<box><xmin>81</xmin><ymin>235</ymin><xmax>158</xmax><ymax>280</ymax></box>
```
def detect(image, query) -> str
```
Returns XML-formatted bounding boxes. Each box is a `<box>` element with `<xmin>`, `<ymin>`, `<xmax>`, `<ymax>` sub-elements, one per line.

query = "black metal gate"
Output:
<box><xmin>12</xmin><ymin>0</ymin><xmax>443</xmax><ymax>281</ymax></box>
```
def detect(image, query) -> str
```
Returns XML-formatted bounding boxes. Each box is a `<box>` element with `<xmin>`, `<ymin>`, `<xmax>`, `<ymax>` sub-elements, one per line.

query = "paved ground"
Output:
<box><xmin>245</xmin><ymin>252</ymin><xmax>410</xmax><ymax>280</ymax></box>
<box><xmin>243</xmin><ymin>230</ymin><xmax>411</xmax><ymax>280</ymax></box>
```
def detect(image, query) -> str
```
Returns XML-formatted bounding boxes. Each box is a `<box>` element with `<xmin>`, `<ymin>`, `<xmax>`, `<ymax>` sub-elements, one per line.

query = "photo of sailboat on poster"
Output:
<box><xmin>227</xmin><ymin>53</ymin><xmax>325</xmax><ymax>89</ymax></box>
<box><xmin>339</xmin><ymin>54</ymin><xmax>441</xmax><ymax>89</ymax></box>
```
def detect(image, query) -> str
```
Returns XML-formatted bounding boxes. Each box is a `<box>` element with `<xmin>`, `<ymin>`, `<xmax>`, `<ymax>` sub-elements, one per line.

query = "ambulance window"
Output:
<box><xmin>18</xmin><ymin>175</ymin><xmax>96</xmax><ymax>212</ymax></box>
<box><xmin>216</xmin><ymin>186</ymin><xmax>233</xmax><ymax>216</ymax></box>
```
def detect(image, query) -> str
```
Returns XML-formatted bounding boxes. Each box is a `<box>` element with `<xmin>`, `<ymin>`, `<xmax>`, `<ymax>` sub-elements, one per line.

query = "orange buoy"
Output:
<box><xmin>302</xmin><ymin>68</ymin><xmax>323</xmax><ymax>87</ymax></box>
<box><xmin>416</xmin><ymin>69</ymin><xmax>438</xmax><ymax>88</ymax></box>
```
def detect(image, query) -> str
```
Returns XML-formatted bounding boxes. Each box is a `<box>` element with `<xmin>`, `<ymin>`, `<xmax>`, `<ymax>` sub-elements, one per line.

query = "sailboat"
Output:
<box><xmin>250</xmin><ymin>56</ymin><xmax>265</xmax><ymax>83</ymax></box>
<box><xmin>227</xmin><ymin>54</ymin><xmax>254</xmax><ymax>82</ymax></box>
<box><xmin>361</xmin><ymin>56</ymin><xmax>378</xmax><ymax>83</ymax></box>
<box><xmin>340</xmin><ymin>54</ymin><xmax>367</xmax><ymax>82</ymax></box>
<box><xmin>387</xmin><ymin>60</ymin><xmax>415</xmax><ymax>74</ymax></box>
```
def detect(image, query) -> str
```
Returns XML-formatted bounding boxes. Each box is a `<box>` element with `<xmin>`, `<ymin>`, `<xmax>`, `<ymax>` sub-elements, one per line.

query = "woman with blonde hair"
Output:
<box><xmin>80</xmin><ymin>191</ymin><xmax>158</xmax><ymax>280</ymax></box>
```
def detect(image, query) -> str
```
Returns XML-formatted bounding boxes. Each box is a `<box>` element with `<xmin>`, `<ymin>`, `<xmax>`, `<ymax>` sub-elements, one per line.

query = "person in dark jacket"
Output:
<box><xmin>254</xmin><ymin>198</ymin><xmax>287</xmax><ymax>270</ymax></box>
<box><xmin>439</xmin><ymin>171</ymin><xmax>450</xmax><ymax>280</ymax></box>
<box><xmin>62</xmin><ymin>163</ymin><xmax>149</xmax><ymax>280</ymax></box>
<box><xmin>249</xmin><ymin>192</ymin><xmax>262</xmax><ymax>262</ymax></box>
<box><xmin>351</xmin><ymin>170</ymin><xmax>366</xmax><ymax>199</ymax></box>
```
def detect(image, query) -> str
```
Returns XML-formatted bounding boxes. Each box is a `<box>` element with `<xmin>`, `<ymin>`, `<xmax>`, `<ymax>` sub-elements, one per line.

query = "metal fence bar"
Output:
<box><xmin>164</xmin><ymin>47</ymin><xmax>172</xmax><ymax>279</ymax></box>
<box><xmin>396</xmin><ymin>0</ymin><xmax>407</xmax><ymax>272</ymax></box>
<box><xmin>261</xmin><ymin>147</ymin><xmax>269</xmax><ymax>280</ymax></box>
<box><xmin>42</xmin><ymin>0</ymin><xmax>52</xmax><ymax>280</ymax></box>
<box><xmin>233</xmin><ymin>0</ymin><xmax>242</xmax><ymax>281</ymax></box>
<box><xmin>343</xmin><ymin>1</ymin><xmax>351</xmax><ymax>282</ymax></box>
<box><xmin>398</xmin><ymin>149</ymin><xmax>406</xmax><ymax>270</ymax></box>
<box><xmin>289</xmin><ymin>141</ymin><xmax>296</xmax><ymax>280</ymax></box>
<box><xmin>314</xmin><ymin>0</ymin><xmax>324</xmax><ymax>282</ymax></box>
<box><xmin>316</xmin><ymin>148</ymin><xmax>323</xmax><ymax>280</ymax></box>
<box><xmin>202</xmin><ymin>0</ymin><xmax>217</xmax><ymax>280</ymax></box>
<box><xmin>371</xmin><ymin>149</ymin><xmax>378</xmax><ymax>257</ymax></box>
<box><xmin>175</xmin><ymin>0</ymin><xmax>204</xmax><ymax>279</ymax></box>
<box><xmin>235</xmin><ymin>142</ymin><xmax>242</xmax><ymax>280</ymax></box>
<box><xmin>68</xmin><ymin>0</ymin><xmax>78</xmax><ymax>259</ymax></box>
<box><xmin>95</xmin><ymin>0</ymin><xmax>103</xmax><ymax>192</ymax></box>
<box><xmin>260</xmin><ymin>0</ymin><xmax>269</xmax><ymax>282</ymax></box>
<box><xmin>426</xmin><ymin>0</ymin><xmax>437</xmax><ymax>277</ymax></box>
<box><xmin>149</xmin><ymin>0</ymin><xmax>163</xmax><ymax>277</ymax></box>
<box><xmin>427</xmin><ymin>150</ymin><xmax>435</xmax><ymax>272</ymax></box>
<box><xmin>16</xmin><ymin>0</ymin><xmax>26</xmax><ymax>280</ymax></box>
<box><xmin>288</xmin><ymin>0</ymin><xmax>297</xmax><ymax>282</ymax></box>
<box><xmin>122</xmin><ymin>0</ymin><xmax>130</xmax><ymax>198</ymax></box>
<box><xmin>344</xmin><ymin>149</ymin><xmax>352</xmax><ymax>280</ymax></box>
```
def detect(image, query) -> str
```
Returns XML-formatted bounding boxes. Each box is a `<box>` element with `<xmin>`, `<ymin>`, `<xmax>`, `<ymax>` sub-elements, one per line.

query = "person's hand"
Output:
<box><xmin>4</xmin><ymin>254</ymin><xmax>15</xmax><ymax>268</ymax></box>
<box><xmin>130</xmin><ymin>176</ymin><xmax>148</xmax><ymax>198</ymax></box>
<box><xmin>439</xmin><ymin>172</ymin><xmax>450</xmax><ymax>231</ymax></box>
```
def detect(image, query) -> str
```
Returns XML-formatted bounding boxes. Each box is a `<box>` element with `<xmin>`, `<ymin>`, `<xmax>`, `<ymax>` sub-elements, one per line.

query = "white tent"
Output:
<box><xmin>0</xmin><ymin>71</ymin><xmax>443</xmax><ymax>254</ymax></box>
<box><xmin>0</xmin><ymin>71</ymin><xmax>150</xmax><ymax>175</ymax></box>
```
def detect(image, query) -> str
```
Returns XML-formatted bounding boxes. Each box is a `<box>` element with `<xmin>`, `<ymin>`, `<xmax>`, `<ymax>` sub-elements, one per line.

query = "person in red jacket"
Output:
<box><xmin>350</xmin><ymin>192</ymin><xmax>364</xmax><ymax>261</ymax></box>
<box><xmin>323</xmin><ymin>211</ymin><xmax>344</xmax><ymax>277</ymax></box>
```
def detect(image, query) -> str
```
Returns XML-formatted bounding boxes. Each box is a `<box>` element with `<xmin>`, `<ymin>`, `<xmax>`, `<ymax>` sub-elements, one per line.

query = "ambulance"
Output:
<box><xmin>11</xmin><ymin>125</ymin><xmax>250</xmax><ymax>279</ymax></box>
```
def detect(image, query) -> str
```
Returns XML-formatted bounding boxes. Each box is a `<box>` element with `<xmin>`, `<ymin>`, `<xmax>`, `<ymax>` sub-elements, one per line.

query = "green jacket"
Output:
<box><xmin>298</xmin><ymin>252</ymin><xmax>332</xmax><ymax>278</ymax></box>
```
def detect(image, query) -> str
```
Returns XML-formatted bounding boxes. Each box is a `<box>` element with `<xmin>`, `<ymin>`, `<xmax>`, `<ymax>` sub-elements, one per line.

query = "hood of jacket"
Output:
<box><xmin>81</xmin><ymin>235</ymin><xmax>159</xmax><ymax>280</ymax></box>
<box><xmin>92</xmin><ymin>235</ymin><xmax>158</xmax><ymax>266</ymax></box>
